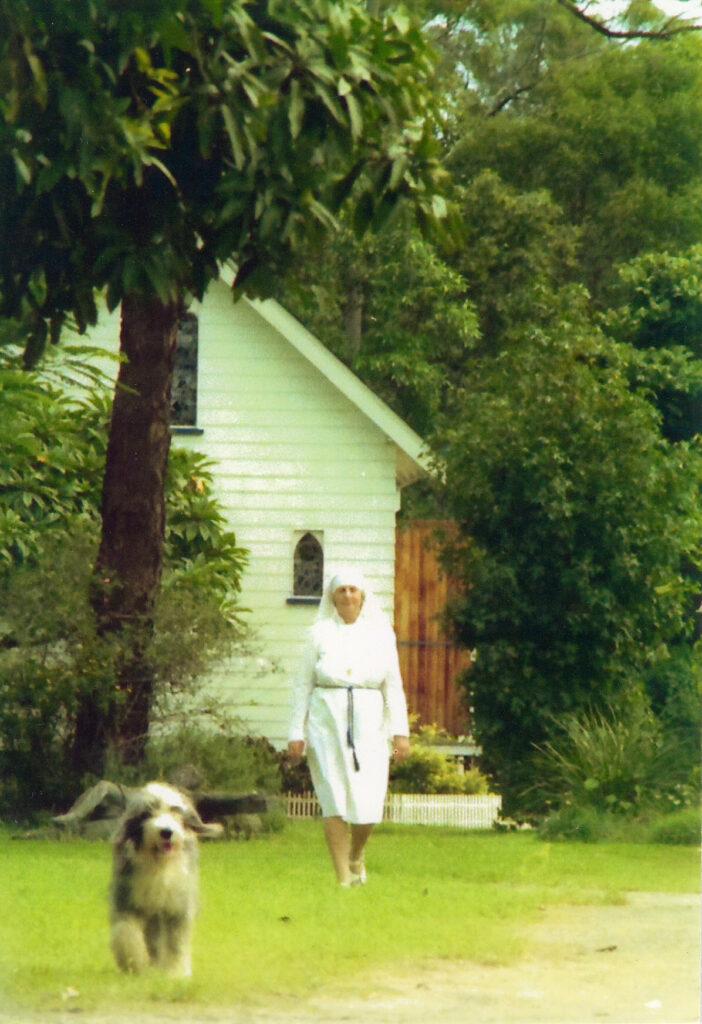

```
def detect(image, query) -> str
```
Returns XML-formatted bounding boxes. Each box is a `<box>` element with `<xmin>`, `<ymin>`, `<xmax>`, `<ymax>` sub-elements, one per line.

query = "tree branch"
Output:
<box><xmin>556</xmin><ymin>0</ymin><xmax>701</xmax><ymax>40</ymax></box>
<box><xmin>487</xmin><ymin>83</ymin><xmax>535</xmax><ymax>117</ymax></box>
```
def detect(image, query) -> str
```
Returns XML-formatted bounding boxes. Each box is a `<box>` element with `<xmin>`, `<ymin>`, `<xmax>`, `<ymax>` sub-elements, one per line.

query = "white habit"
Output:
<box><xmin>288</xmin><ymin>612</ymin><xmax>410</xmax><ymax>824</ymax></box>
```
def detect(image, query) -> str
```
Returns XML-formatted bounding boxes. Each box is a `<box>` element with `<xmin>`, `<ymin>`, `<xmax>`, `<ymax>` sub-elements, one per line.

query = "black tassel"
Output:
<box><xmin>346</xmin><ymin>687</ymin><xmax>361</xmax><ymax>772</ymax></box>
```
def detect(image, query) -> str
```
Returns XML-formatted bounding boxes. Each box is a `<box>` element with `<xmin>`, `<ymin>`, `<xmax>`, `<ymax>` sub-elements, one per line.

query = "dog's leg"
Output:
<box><xmin>111</xmin><ymin>915</ymin><xmax>150</xmax><ymax>974</ymax></box>
<box><xmin>161</xmin><ymin>917</ymin><xmax>194</xmax><ymax>978</ymax></box>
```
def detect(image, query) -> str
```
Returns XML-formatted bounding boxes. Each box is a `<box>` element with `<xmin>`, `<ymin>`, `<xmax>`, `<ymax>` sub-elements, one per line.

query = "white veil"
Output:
<box><xmin>315</xmin><ymin>567</ymin><xmax>391</xmax><ymax>628</ymax></box>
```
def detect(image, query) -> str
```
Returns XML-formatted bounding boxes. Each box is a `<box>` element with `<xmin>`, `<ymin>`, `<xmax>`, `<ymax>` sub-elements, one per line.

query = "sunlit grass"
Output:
<box><xmin>0</xmin><ymin>821</ymin><xmax>698</xmax><ymax>1015</ymax></box>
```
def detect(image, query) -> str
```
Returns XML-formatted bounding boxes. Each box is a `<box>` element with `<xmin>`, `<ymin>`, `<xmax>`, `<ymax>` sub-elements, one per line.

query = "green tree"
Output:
<box><xmin>0</xmin><ymin>372</ymin><xmax>248</xmax><ymax>808</ymax></box>
<box><xmin>446</xmin><ymin>170</ymin><xmax>581</xmax><ymax>352</ymax></box>
<box><xmin>280</xmin><ymin>213</ymin><xmax>478</xmax><ymax>435</ymax></box>
<box><xmin>602</xmin><ymin>245</ymin><xmax>702</xmax><ymax>442</ymax></box>
<box><xmin>0</xmin><ymin>0</ymin><xmax>446</xmax><ymax>771</ymax></box>
<box><xmin>431</xmin><ymin>333</ymin><xmax>702</xmax><ymax>812</ymax></box>
<box><xmin>446</xmin><ymin>33</ymin><xmax>702</xmax><ymax>305</ymax></box>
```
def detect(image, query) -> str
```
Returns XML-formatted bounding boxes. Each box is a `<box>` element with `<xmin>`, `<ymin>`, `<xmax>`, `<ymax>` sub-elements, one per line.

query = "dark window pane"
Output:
<box><xmin>294</xmin><ymin>533</ymin><xmax>323</xmax><ymax>596</ymax></box>
<box><xmin>171</xmin><ymin>312</ymin><xmax>198</xmax><ymax>426</ymax></box>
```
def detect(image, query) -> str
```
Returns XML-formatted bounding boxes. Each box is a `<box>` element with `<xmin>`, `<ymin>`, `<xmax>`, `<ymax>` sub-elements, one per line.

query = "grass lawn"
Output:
<box><xmin>0</xmin><ymin>820</ymin><xmax>698</xmax><ymax>1016</ymax></box>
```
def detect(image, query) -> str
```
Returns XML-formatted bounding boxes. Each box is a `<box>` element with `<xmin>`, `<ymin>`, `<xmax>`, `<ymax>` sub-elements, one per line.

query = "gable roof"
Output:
<box><xmin>238</xmin><ymin>292</ymin><xmax>430</xmax><ymax>488</ymax></box>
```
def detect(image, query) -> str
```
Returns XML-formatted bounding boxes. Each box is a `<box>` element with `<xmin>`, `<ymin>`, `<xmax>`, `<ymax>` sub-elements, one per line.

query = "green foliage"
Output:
<box><xmin>0</xmin><ymin>372</ymin><xmax>248</xmax><ymax>818</ymax></box>
<box><xmin>432</xmin><ymin>331</ymin><xmax>702</xmax><ymax>810</ymax></box>
<box><xmin>0</xmin><ymin>527</ymin><xmax>248</xmax><ymax>819</ymax></box>
<box><xmin>447</xmin><ymin>170</ymin><xmax>581</xmax><ymax>351</ymax></box>
<box><xmin>537</xmin><ymin>805</ymin><xmax>642</xmax><ymax>844</ymax></box>
<box><xmin>530</xmin><ymin>701</ymin><xmax>693</xmax><ymax>818</ymax></box>
<box><xmin>389</xmin><ymin>721</ymin><xmax>490</xmax><ymax>794</ymax></box>
<box><xmin>642</xmin><ymin>643</ymin><xmax>702</xmax><ymax>798</ymax></box>
<box><xmin>447</xmin><ymin>33</ymin><xmax>702</xmax><ymax>304</ymax></box>
<box><xmin>648</xmin><ymin>806</ymin><xmax>701</xmax><ymax>846</ymax></box>
<box><xmin>161</xmin><ymin>447</ymin><xmax>249</xmax><ymax>626</ymax></box>
<box><xmin>0</xmin><ymin>369</ymin><xmax>106</xmax><ymax>570</ymax></box>
<box><xmin>601</xmin><ymin>245</ymin><xmax>702</xmax><ymax>440</ymax></box>
<box><xmin>538</xmin><ymin>803</ymin><xmax>702</xmax><ymax>846</ymax></box>
<box><xmin>0</xmin><ymin>533</ymin><xmax>118</xmax><ymax>818</ymax></box>
<box><xmin>389</xmin><ymin>744</ymin><xmax>489</xmax><ymax>794</ymax></box>
<box><xmin>0</xmin><ymin>0</ymin><xmax>447</xmax><ymax>362</ymax></box>
<box><xmin>280</xmin><ymin>213</ymin><xmax>478</xmax><ymax>435</ymax></box>
<box><xmin>143</xmin><ymin>724</ymin><xmax>280</xmax><ymax>796</ymax></box>
<box><xmin>96</xmin><ymin>719</ymin><xmax>284</xmax><ymax>812</ymax></box>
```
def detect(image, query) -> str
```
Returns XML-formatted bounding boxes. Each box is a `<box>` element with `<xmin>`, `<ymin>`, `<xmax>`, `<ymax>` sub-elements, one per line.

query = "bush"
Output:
<box><xmin>648</xmin><ymin>807</ymin><xmax>701</xmax><ymax>846</ymax></box>
<box><xmin>141</xmin><ymin>723</ymin><xmax>282</xmax><ymax>796</ymax></box>
<box><xmin>529</xmin><ymin>699</ymin><xmax>690</xmax><ymax>817</ymax></box>
<box><xmin>536</xmin><ymin>805</ymin><xmax>662</xmax><ymax>843</ymax></box>
<box><xmin>538</xmin><ymin>805</ymin><xmax>621</xmax><ymax>843</ymax></box>
<box><xmin>433</xmin><ymin>332</ymin><xmax>702</xmax><ymax>815</ymax></box>
<box><xmin>98</xmin><ymin>720</ymin><xmax>285</xmax><ymax>835</ymax></box>
<box><xmin>389</xmin><ymin>724</ymin><xmax>490</xmax><ymax>795</ymax></box>
<box><xmin>539</xmin><ymin>803</ymin><xmax>702</xmax><ymax>846</ymax></box>
<box><xmin>0</xmin><ymin>371</ymin><xmax>250</xmax><ymax>820</ymax></box>
<box><xmin>0</xmin><ymin>532</ymin><xmax>118</xmax><ymax>820</ymax></box>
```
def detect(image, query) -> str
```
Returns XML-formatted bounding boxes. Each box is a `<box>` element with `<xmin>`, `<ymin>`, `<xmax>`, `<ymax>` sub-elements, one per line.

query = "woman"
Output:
<box><xmin>287</xmin><ymin>568</ymin><xmax>410</xmax><ymax>886</ymax></box>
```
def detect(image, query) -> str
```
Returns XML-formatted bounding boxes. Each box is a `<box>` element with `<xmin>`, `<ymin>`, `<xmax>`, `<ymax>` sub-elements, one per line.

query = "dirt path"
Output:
<box><xmin>2</xmin><ymin>891</ymin><xmax>699</xmax><ymax>1024</ymax></box>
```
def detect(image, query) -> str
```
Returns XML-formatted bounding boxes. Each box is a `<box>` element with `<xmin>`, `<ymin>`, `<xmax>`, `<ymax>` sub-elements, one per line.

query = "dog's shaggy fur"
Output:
<box><xmin>109</xmin><ymin>782</ymin><xmax>218</xmax><ymax>977</ymax></box>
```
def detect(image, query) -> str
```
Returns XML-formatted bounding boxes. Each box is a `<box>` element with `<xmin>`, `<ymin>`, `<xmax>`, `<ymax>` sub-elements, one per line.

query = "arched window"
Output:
<box><xmin>171</xmin><ymin>312</ymin><xmax>198</xmax><ymax>426</ymax></box>
<box><xmin>293</xmin><ymin>532</ymin><xmax>324</xmax><ymax>598</ymax></box>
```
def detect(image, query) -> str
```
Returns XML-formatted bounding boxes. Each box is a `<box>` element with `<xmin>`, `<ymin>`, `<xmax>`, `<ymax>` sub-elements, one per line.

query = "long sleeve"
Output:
<box><xmin>287</xmin><ymin>630</ymin><xmax>317</xmax><ymax>742</ymax></box>
<box><xmin>381</xmin><ymin>627</ymin><xmax>410</xmax><ymax>737</ymax></box>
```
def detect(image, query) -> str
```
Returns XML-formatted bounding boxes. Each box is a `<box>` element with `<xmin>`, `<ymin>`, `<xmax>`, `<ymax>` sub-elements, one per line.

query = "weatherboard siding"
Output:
<box><xmin>192</xmin><ymin>288</ymin><xmax>399</xmax><ymax>741</ymax></box>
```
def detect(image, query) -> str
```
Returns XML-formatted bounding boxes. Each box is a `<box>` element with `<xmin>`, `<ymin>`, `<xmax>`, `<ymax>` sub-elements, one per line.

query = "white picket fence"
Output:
<box><xmin>285</xmin><ymin>791</ymin><xmax>502</xmax><ymax>829</ymax></box>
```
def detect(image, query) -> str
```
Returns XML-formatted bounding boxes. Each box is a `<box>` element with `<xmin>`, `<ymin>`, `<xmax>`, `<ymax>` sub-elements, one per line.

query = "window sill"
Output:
<box><xmin>286</xmin><ymin>596</ymin><xmax>321</xmax><ymax>605</ymax></box>
<box><xmin>171</xmin><ymin>426</ymin><xmax>205</xmax><ymax>435</ymax></box>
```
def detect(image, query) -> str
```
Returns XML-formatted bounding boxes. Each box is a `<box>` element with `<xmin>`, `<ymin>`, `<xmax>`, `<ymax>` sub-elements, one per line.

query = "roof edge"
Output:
<box><xmin>216</xmin><ymin>269</ymin><xmax>429</xmax><ymax>485</ymax></box>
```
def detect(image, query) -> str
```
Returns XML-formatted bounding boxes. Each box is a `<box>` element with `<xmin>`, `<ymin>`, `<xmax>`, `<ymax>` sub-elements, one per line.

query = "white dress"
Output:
<box><xmin>288</xmin><ymin>614</ymin><xmax>410</xmax><ymax>824</ymax></box>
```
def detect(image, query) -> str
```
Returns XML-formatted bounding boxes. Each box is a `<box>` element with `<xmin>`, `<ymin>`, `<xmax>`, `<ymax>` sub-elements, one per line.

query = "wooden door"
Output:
<box><xmin>394</xmin><ymin>521</ymin><xmax>471</xmax><ymax>736</ymax></box>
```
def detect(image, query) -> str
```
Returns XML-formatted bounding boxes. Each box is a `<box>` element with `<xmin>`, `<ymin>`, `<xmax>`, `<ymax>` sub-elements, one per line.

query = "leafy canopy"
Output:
<box><xmin>0</xmin><ymin>0</ymin><xmax>446</xmax><ymax>363</ymax></box>
<box><xmin>432</xmin><ymin>330</ymin><xmax>702</xmax><ymax>808</ymax></box>
<box><xmin>0</xmin><ymin>369</ymin><xmax>249</xmax><ymax>814</ymax></box>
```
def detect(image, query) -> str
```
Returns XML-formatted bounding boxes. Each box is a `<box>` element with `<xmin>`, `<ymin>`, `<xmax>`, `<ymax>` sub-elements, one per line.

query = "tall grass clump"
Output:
<box><xmin>530</xmin><ymin>700</ymin><xmax>697</xmax><ymax>841</ymax></box>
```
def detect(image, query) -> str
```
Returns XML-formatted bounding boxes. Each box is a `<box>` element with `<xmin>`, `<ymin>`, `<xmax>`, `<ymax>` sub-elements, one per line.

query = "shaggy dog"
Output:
<box><xmin>110</xmin><ymin>782</ymin><xmax>219</xmax><ymax>976</ymax></box>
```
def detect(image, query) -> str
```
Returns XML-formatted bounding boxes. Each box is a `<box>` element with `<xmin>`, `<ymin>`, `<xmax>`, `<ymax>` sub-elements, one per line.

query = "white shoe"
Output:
<box><xmin>349</xmin><ymin>859</ymin><xmax>366</xmax><ymax>885</ymax></box>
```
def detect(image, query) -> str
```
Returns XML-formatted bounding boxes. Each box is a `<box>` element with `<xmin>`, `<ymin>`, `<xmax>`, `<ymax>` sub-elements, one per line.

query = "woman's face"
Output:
<box><xmin>333</xmin><ymin>585</ymin><xmax>364</xmax><ymax>624</ymax></box>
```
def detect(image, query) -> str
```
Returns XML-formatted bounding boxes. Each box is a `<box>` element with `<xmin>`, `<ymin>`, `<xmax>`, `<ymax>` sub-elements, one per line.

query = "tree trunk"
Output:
<box><xmin>72</xmin><ymin>293</ymin><xmax>178</xmax><ymax>776</ymax></box>
<box><xmin>344</xmin><ymin>283</ymin><xmax>364</xmax><ymax>354</ymax></box>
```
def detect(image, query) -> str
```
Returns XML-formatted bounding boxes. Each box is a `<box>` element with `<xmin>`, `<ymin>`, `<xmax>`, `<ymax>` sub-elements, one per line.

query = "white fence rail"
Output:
<box><xmin>285</xmin><ymin>792</ymin><xmax>502</xmax><ymax>829</ymax></box>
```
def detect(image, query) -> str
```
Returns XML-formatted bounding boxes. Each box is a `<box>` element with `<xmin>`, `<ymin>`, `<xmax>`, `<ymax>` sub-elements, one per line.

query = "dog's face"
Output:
<box><xmin>118</xmin><ymin>783</ymin><xmax>204</xmax><ymax>858</ymax></box>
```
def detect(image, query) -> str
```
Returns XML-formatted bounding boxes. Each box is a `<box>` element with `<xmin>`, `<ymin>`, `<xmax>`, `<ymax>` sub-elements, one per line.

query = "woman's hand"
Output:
<box><xmin>392</xmin><ymin>735</ymin><xmax>410</xmax><ymax>761</ymax></box>
<box><xmin>287</xmin><ymin>740</ymin><xmax>305</xmax><ymax>765</ymax></box>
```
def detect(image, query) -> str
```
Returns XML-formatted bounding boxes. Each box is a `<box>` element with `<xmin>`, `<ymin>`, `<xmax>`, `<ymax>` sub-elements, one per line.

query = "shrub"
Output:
<box><xmin>529</xmin><ymin>699</ymin><xmax>689</xmax><ymax>817</ymax></box>
<box><xmin>648</xmin><ymin>807</ymin><xmax>701</xmax><ymax>846</ymax></box>
<box><xmin>278</xmin><ymin>750</ymin><xmax>313</xmax><ymax>795</ymax></box>
<box><xmin>538</xmin><ymin>805</ymin><xmax>621</xmax><ymax>843</ymax></box>
<box><xmin>539</xmin><ymin>803</ymin><xmax>702</xmax><ymax>846</ymax></box>
<box><xmin>433</xmin><ymin>333</ymin><xmax>702</xmax><ymax>815</ymax></box>
<box><xmin>99</xmin><ymin>720</ymin><xmax>285</xmax><ymax>834</ymax></box>
<box><xmin>389</xmin><ymin>724</ymin><xmax>490</xmax><ymax>795</ymax></box>
<box><xmin>142</xmin><ymin>723</ymin><xmax>282</xmax><ymax>796</ymax></box>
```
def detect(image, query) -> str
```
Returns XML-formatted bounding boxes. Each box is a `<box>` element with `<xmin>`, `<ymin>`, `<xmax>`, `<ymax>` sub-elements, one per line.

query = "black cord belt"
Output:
<box><xmin>345</xmin><ymin>687</ymin><xmax>360</xmax><ymax>772</ymax></box>
<box><xmin>314</xmin><ymin>684</ymin><xmax>369</xmax><ymax>772</ymax></box>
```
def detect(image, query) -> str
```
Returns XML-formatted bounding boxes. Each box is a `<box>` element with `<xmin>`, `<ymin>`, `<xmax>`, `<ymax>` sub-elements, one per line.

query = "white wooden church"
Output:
<box><xmin>86</xmin><ymin>273</ymin><xmax>428</xmax><ymax>747</ymax></box>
